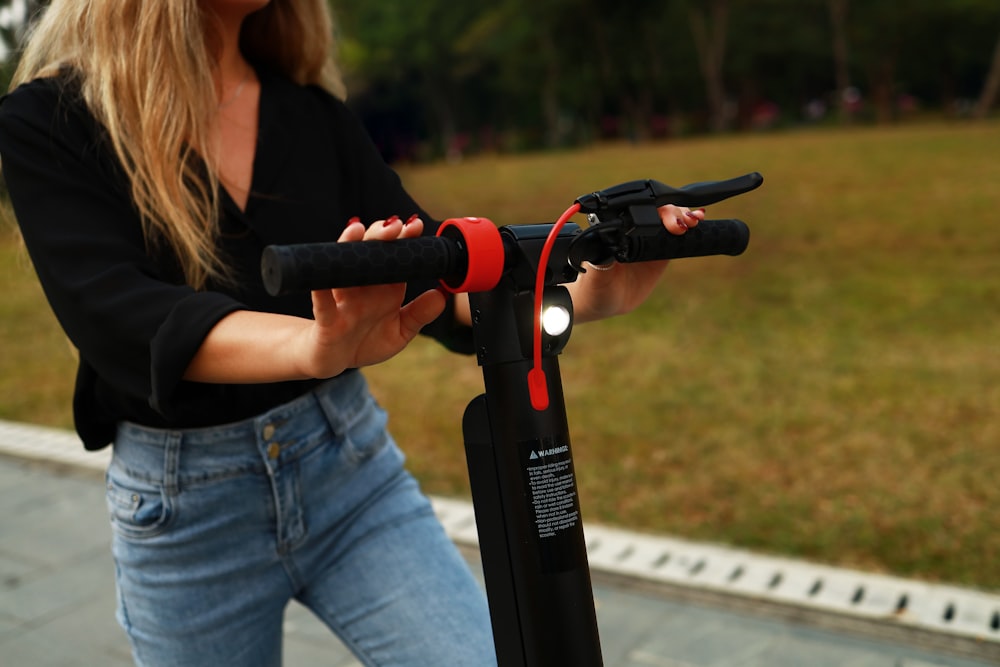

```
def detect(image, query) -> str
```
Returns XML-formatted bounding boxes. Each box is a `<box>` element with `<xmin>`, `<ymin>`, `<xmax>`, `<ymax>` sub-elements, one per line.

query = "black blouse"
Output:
<box><xmin>0</xmin><ymin>69</ymin><xmax>472</xmax><ymax>450</ymax></box>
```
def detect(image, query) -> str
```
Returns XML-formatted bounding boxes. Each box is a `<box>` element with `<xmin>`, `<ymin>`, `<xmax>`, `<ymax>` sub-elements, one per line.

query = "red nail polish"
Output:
<box><xmin>405</xmin><ymin>214</ymin><xmax>420</xmax><ymax>225</ymax></box>
<box><xmin>685</xmin><ymin>211</ymin><xmax>699</xmax><ymax>220</ymax></box>
<box><xmin>348</xmin><ymin>216</ymin><xmax>361</xmax><ymax>225</ymax></box>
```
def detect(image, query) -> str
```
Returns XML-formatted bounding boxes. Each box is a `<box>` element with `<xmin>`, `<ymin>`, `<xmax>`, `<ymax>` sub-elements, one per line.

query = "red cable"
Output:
<box><xmin>528</xmin><ymin>202</ymin><xmax>581</xmax><ymax>411</ymax></box>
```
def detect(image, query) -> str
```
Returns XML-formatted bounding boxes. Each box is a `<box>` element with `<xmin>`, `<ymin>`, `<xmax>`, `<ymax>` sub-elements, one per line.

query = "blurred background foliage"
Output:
<box><xmin>3</xmin><ymin>1</ymin><xmax>1000</xmax><ymax>161</ymax></box>
<box><xmin>331</xmin><ymin>0</ymin><xmax>1000</xmax><ymax>160</ymax></box>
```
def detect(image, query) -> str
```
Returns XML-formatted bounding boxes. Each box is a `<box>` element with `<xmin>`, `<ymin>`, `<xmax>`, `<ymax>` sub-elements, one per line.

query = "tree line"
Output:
<box><xmin>334</xmin><ymin>0</ymin><xmax>1000</xmax><ymax>161</ymax></box>
<box><xmin>3</xmin><ymin>1</ymin><xmax>999</xmax><ymax>163</ymax></box>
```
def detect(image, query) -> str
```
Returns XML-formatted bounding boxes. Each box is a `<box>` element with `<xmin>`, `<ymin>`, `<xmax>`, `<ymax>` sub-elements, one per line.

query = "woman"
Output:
<box><xmin>0</xmin><ymin>1</ymin><xmax>703</xmax><ymax>665</ymax></box>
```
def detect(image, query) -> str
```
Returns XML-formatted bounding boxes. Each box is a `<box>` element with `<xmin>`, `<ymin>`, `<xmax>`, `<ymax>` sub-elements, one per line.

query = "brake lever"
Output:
<box><xmin>567</xmin><ymin>172</ymin><xmax>763</xmax><ymax>271</ymax></box>
<box><xmin>575</xmin><ymin>171</ymin><xmax>763</xmax><ymax>218</ymax></box>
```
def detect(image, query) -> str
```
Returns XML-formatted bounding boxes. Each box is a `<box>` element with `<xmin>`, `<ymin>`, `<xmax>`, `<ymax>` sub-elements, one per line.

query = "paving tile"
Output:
<box><xmin>0</xmin><ymin>466</ymin><xmax>109</xmax><ymax>569</ymax></box>
<box><xmin>0</xmin><ymin>591</ymin><xmax>133</xmax><ymax>667</ymax></box>
<box><xmin>1</xmin><ymin>632</ymin><xmax>133</xmax><ymax>667</ymax></box>
<box><xmin>0</xmin><ymin>459</ymin><xmax>86</xmax><ymax>520</ymax></box>
<box><xmin>635</xmin><ymin>613</ymin><xmax>776</xmax><ymax>667</ymax></box>
<box><xmin>0</xmin><ymin>548</ymin><xmax>38</xmax><ymax>589</ymax></box>
<box><xmin>594</xmin><ymin>585</ymin><xmax>687</xmax><ymax>665</ymax></box>
<box><xmin>0</xmin><ymin>539</ymin><xmax>111</xmax><ymax>626</ymax></box>
<box><xmin>0</xmin><ymin>614</ymin><xmax>20</xmax><ymax>635</ymax></box>
<box><xmin>283</xmin><ymin>600</ymin><xmax>359</xmax><ymax>663</ymax></box>
<box><xmin>735</xmin><ymin>630</ymin><xmax>893</xmax><ymax>667</ymax></box>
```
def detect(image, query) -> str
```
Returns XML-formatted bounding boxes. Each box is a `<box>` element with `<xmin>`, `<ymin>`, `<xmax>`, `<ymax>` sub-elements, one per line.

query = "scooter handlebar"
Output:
<box><xmin>262</xmin><ymin>217</ymin><xmax>748</xmax><ymax>296</ymax></box>
<box><xmin>261</xmin><ymin>236</ymin><xmax>464</xmax><ymax>296</ymax></box>
<box><xmin>620</xmin><ymin>218</ymin><xmax>750</xmax><ymax>263</ymax></box>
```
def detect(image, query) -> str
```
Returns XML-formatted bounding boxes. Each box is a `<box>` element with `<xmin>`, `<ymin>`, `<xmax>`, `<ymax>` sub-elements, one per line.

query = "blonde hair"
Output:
<box><xmin>11</xmin><ymin>0</ymin><xmax>345</xmax><ymax>289</ymax></box>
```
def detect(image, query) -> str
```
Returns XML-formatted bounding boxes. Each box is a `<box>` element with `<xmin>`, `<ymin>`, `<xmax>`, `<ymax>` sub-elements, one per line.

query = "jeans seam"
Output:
<box><xmin>163</xmin><ymin>432</ymin><xmax>181</xmax><ymax>496</ymax></box>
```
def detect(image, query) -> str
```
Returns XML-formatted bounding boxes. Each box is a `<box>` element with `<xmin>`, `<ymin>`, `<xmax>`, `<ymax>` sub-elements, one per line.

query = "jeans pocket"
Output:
<box><xmin>105</xmin><ymin>472</ymin><xmax>174</xmax><ymax>540</ymax></box>
<box><xmin>342</xmin><ymin>394</ymin><xmax>390</xmax><ymax>465</ymax></box>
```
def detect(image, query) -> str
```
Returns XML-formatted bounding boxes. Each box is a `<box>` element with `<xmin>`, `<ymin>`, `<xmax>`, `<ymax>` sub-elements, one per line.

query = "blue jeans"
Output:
<box><xmin>106</xmin><ymin>372</ymin><xmax>497</xmax><ymax>667</ymax></box>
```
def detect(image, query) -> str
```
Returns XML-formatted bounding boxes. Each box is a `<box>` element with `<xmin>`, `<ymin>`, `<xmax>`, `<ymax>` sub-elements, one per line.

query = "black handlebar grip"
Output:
<box><xmin>261</xmin><ymin>236</ymin><xmax>465</xmax><ymax>296</ymax></box>
<box><xmin>620</xmin><ymin>219</ymin><xmax>750</xmax><ymax>263</ymax></box>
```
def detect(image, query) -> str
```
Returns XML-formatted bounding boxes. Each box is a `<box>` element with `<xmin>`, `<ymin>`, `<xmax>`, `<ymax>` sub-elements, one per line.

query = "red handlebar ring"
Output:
<box><xmin>436</xmin><ymin>217</ymin><xmax>504</xmax><ymax>293</ymax></box>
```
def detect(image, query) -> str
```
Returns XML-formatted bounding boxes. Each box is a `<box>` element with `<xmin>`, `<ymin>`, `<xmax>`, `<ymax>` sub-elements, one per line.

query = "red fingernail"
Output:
<box><xmin>405</xmin><ymin>214</ymin><xmax>420</xmax><ymax>225</ymax></box>
<box><xmin>348</xmin><ymin>216</ymin><xmax>361</xmax><ymax>225</ymax></box>
<box><xmin>677</xmin><ymin>220</ymin><xmax>690</xmax><ymax>231</ymax></box>
<box><xmin>685</xmin><ymin>211</ymin><xmax>699</xmax><ymax>220</ymax></box>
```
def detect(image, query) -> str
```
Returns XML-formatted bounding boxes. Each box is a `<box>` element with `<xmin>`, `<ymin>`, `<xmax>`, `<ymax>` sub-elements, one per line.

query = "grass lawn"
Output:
<box><xmin>2</xmin><ymin>120</ymin><xmax>999</xmax><ymax>591</ymax></box>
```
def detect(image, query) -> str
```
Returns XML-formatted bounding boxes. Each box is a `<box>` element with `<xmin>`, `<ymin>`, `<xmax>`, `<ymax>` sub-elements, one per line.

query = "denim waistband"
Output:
<box><xmin>112</xmin><ymin>371</ymin><xmax>371</xmax><ymax>482</ymax></box>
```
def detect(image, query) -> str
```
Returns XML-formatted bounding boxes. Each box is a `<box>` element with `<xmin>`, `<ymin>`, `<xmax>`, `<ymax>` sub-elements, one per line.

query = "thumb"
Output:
<box><xmin>311</xmin><ymin>289</ymin><xmax>338</xmax><ymax>327</ymax></box>
<box><xmin>398</xmin><ymin>289</ymin><xmax>447</xmax><ymax>339</ymax></box>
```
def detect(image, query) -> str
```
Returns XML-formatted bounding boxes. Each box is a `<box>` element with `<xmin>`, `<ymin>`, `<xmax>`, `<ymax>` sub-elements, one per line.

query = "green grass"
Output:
<box><xmin>3</xmin><ymin>121</ymin><xmax>999</xmax><ymax>590</ymax></box>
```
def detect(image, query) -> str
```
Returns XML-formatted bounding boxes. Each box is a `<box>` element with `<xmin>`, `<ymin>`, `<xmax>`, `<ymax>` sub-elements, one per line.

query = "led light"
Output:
<box><xmin>541</xmin><ymin>305</ymin><xmax>572</xmax><ymax>337</ymax></box>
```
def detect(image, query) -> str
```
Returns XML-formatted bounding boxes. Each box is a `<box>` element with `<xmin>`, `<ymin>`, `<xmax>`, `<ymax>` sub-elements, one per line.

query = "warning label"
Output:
<box><xmin>525</xmin><ymin>443</ymin><xmax>579</xmax><ymax>539</ymax></box>
<box><xmin>521</xmin><ymin>436</ymin><xmax>586</xmax><ymax>572</ymax></box>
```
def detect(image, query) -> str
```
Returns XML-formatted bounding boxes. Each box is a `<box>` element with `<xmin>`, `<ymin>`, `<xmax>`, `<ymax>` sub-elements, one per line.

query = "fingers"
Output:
<box><xmin>326</xmin><ymin>213</ymin><xmax>431</xmax><ymax>325</ymax></box>
<box><xmin>338</xmin><ymin>217</ymin><xmax>365</xmax><ymax>242</ymax></box>
<box><xmin>340</xmin><ymin>214</ymin><xmax>425</xmax><ymax>242</ymax></box>
<box><xmin>399</xmin><ymin>215</ymin><xmax>425</xmax><ymax>238</ymax></box>
<box><xmin>660</xmin><ymin>205</ymin><xmax>705</xmax><ymax>235</ymax></box>
<box><xmin>364</xmin><ymin>215</ymin><xmax>403</xmax><ymax>241</ymax></box>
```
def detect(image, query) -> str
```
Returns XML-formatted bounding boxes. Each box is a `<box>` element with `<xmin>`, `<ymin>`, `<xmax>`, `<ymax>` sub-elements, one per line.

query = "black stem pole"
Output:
<box><xmin>463</xmin><ymin>245</ymin><xmax>603</xmax><ymax>666</ymax></box>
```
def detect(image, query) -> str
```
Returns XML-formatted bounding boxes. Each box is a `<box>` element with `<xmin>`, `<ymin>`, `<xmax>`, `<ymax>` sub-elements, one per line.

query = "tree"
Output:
<box><xmin>973</xmin><ymin>29</ymin><xmax>1000</xmax><ymax>118</ymax></box>
<box><xmin>828</xmin><ymin>0</ymin><xmax>852</xmax><ymax>122</ymax></box>
<box><xmin>687</xmin><ymin>0</ymin><xmax>731</xmax><ymax>132</ymax></box>
<box><xmin>334</xmin><ymin>0</ymin><xmax>498</xmax><ymax>158</ymax></box>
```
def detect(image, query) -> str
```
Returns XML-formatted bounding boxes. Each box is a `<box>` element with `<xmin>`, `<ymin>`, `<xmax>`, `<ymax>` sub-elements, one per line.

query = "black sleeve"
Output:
<box><xmin>322</xmin><ymin>95</ymin><xmax>475</xmax><ymax>354</ymax></box>
<box><xmin>0</xmin><ymin>79</ymin><xmax>246</xmax><ymax>413</ymax></box>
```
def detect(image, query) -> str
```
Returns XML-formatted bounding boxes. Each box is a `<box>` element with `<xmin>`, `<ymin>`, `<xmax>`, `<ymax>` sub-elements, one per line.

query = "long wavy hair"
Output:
<box><xmin>11</xmin><ymin>0</ymin><xmax>345</xmax><ymax>289</ymax></box>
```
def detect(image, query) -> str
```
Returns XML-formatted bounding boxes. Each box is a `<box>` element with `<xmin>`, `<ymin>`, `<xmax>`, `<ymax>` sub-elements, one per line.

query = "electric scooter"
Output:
<box><xmin>261</xmin><ymin>171</ymin><xmax>763</xmax><ymax>666</ymax></box>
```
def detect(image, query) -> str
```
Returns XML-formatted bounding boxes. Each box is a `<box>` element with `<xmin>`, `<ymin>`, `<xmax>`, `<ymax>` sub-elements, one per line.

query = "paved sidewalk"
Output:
<box><xmin>1</xmin><ymin>434</ymin><xmax>998</xmax><ymax>665</ymax></box>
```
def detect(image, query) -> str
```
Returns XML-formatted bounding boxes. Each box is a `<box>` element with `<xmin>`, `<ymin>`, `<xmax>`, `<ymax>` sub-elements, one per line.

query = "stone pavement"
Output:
<box><xmin>0</xmin><ymin>422</ymin><xmax>998</xmax><ymax>666</ymax></box>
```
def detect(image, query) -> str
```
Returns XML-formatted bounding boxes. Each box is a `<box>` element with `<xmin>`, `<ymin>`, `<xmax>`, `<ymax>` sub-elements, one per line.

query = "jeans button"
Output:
<box><xmin>267</xmin><ymin>442</ymin><xmax>281</xmax><ymax>459</ymax></box>
<box><xmin>262</xmin><ymin>423</ymin><xmax>276</xmax><ymax>441</ymax></box>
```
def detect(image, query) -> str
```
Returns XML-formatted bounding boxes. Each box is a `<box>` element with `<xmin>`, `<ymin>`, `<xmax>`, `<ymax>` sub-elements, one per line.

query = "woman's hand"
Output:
<box><xmin>184</xmin><ymin>216</ymin><xmax>445</xmax><ymax>384</ymax></box>
<box><xmin>300</xmin><ymin>216</ymin><xmax>446</xmax><ymax>378</ymax></box>
<box><xmin>567</xmin><ymin>204</ymin><xmax>704</xmax><ymax>323</ymax></box>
